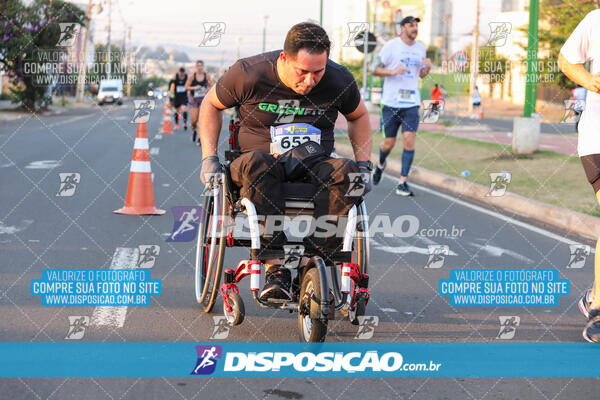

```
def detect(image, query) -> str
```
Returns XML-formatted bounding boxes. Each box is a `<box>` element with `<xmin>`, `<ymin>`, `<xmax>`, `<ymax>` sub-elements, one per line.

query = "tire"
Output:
<box><xmin>298</xmin><ymin>268</ymin><xmax>328</xmax><ymax>342</ymax></box>
<box><xmin>223</xmin><ymin>292</ymin><xmax>245</xmax><ymax>326</ymax></box>
<box><xmin>349</xmin><ymin>292</ymin><xmax>367</xmax><ymax>325</ymax></box>
<box><xmin>195</xmin><ymin>188</ymin><xmax>226</xmax><ymax>313</ymax></box>
<box><xmin>336</xmin><ymin>202</ymin><xmax>369</xmax><ymax>322</ymax></box>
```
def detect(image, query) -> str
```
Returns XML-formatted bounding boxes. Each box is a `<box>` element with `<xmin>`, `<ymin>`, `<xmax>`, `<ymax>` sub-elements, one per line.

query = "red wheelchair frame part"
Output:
<box><xmin>342</xmin><ymin>261</ymin><xmax>370</xmax><ymax>311</ymax></box>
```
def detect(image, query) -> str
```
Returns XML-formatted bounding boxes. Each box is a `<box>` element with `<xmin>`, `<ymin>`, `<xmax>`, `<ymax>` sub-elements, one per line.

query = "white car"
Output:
<box><xmin>97</xmin><ymin>79</ymin><xmax>123</xmax><ymax>105</ymax></box>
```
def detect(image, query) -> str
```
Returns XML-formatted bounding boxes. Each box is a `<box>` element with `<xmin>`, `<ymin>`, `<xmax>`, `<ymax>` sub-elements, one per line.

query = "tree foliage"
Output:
<box><xmin>0</xmin><ymin>0</ymin><xmax>86</xmax><ymax>110</ymax></box>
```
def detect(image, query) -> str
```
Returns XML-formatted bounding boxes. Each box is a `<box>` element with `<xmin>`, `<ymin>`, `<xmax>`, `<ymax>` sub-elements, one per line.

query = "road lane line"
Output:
<box><xmin>90</xmin><ymin>247</ymin><xmax>139</xmax><ymax>328</ymax></box>
<box><xmin>150</xmin><ymin>147</ymin><xmax>159</xmax><ymax>155</ymax></box>
<box><xmin>385</xmin><ymin>175</ymin><xmax>593</xmax><ymax>249</ymax></box>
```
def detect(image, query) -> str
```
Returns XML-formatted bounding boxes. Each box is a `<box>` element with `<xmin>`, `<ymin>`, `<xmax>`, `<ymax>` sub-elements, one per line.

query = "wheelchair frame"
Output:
<box><xmin>194</xmin><ymin>117</ymin><xmax>371</xmax><ymax>342</ymax></box>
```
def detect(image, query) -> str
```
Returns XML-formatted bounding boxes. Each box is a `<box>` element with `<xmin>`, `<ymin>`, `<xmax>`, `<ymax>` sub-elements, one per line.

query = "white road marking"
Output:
<box><xmin>90</xmin><ymin>247</ymin><xmax>139</xmax><ymax>328</ymax></box>
<box><xmin>0</xmin><ymin>219</ymin><xmax>33</xmax><ymax>235</ymax></box>
<box><xmin>154</xmin><ymin>134</ymin><xmax>162</xmax><ymax>140</ymax></box>
<box><xmin>150</xmin><ymin>147</ymin><xmax>159</xmax><ymax>155</ymax></box>
<box><xmin>0</xmin><ymin>162</ymin><xmax>15</xmax><ymax>168</ymax></box>
<box><xmin>385</xmin><ymin>176</ymin><xmax>594</xmax><ymax>251</ymax></box>
<box><xmin>24</xmin><ymin>160</ymin><xmax>62</xmax><ymax>169</ymax></box>
<box><xmin>467</xmin><ymin>241</ymin><xmax>535</xmax><ymax>264</ymax></box>
<box><xmin>46</xmin><ymin>114</ymin><xmax>90</xmax><ymax>128</ymax></box>
<box><xmin>379</xmin><ymin>308</ymin><xmax>398</xmax><ymax>313</ymax></box>
<box><xmin>371</xmin><ymin>237</ymin><xmax>458</xmax><ymax>256</ymax></box>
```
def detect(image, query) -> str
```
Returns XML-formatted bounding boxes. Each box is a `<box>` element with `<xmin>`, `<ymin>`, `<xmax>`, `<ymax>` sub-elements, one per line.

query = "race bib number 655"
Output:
<box><xmin>270</xmin><ymin>123</ymin><xmax>321</xmax><ymax>155</ymax></box>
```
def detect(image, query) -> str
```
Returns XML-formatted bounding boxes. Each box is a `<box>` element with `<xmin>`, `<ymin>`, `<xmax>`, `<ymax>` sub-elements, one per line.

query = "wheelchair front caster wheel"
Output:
<box><xmin>298</xmin><ymin>268</ymin><xmax>328</xmax><ymax>342</ymax></box>
<box><xmin>349</xmin><ymin>292</ymin><xmax>367</xmax><ymax>326</ymax></box>
<box><xmin>223</xmin><ymin>292</ymin><xmax>245</xmax><ymax>326</ymax></box>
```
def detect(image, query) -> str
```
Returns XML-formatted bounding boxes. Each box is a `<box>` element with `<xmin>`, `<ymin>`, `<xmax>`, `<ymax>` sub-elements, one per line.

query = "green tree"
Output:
<box><xmin>131</xmin><ymin>75</ymin><xmax>167</xmax><ymax>97</ymax></box>
<box><xmin>0</xmin><ymin>0</ymin><xmax>86</xmax><ymax>110</ymax></box>
<box><xmin>537</xmin><ymin>0</ymin><xmax>598</xmax><ymax>88</ymax></box>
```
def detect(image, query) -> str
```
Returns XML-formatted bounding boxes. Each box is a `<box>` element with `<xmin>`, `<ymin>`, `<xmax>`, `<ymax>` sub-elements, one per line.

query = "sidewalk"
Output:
<box><xmin>0</xmin><ymin>98</ymin><xmax>96</xmax><ymax>122</ymax></box>
<box><xmin>334</xmin><ymin>110</ymin><xmax>578</xmax><ymax>157</ymax></box>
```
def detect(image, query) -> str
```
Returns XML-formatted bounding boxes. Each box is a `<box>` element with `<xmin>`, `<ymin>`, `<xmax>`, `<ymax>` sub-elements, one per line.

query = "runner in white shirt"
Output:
<box><xmin>559</xmin><ymin>8</ymin><xmax>600</xmax><ymax>343</ymax></box>
<box><xmin>372</xmin><ymin>16</ymin><xmax>431</xmax><ymax>196</ymax></box>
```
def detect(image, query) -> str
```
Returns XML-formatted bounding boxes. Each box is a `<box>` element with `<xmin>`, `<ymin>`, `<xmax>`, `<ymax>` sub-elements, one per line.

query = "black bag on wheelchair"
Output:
<box><xmin>276</xmin><ymin>140</ymin><xmax>328</xmax><ymax>181</ymax></box>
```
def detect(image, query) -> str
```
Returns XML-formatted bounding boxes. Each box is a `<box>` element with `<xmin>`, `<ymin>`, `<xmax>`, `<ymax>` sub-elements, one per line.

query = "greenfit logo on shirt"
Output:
<box><xmin>258</xmin><ymin>102</ymin><xmax>325</xmax><ymax>117</ymax></box>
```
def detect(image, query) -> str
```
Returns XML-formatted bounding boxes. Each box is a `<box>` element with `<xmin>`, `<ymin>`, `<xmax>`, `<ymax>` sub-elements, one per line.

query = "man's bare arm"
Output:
<box><xmin>199</xmin><ymin>86</ymin><xmax>228</xmax><ymax>158</ymax></box>
<box><xmin>558</xmin><ymin>53</ymin><xmax>600</xmax><ymax>93</ymax></box>
<box><xmin>344</xmin><ymin>99</ymin><xmax>372</xmax><ymax>162</ymax></box>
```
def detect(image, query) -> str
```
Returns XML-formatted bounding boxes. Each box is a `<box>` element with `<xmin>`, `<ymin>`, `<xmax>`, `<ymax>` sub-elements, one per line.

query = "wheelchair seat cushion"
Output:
<box><xmin>282</xmin><ymin>182</ymin><xmax>317</xmax><ymax>201</ymax></box>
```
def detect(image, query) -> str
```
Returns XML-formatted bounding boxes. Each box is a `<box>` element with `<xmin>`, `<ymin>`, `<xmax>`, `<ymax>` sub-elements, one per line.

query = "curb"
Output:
<box><xmin>335</xmin><ymin>143</ymin><xmax>600</xmax><ymax>240</ymax></box>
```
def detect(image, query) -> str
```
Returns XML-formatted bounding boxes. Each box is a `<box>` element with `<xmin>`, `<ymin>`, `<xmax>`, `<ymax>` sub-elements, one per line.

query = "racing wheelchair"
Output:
<box><xmin>194</xmin><ymin>117</ymin><xmax>370</xmax><ymax>342</ymax></box>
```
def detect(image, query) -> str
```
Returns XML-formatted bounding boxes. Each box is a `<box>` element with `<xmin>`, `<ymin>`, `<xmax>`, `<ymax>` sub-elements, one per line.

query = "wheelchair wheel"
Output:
<box><xmin>195</xmin><ymin>186</ymin><xmax>227</xmax><ymax>313</ymax></box>
<box><xmin>337</xmin><ymin>202</ymin><xmax>369</xmax><ymax>321</ymax></box>
<box><xmin>298</xmin><ymin>268</ymin><xmax>328</xmax><ymax>342</ymax></box>
<box><xmin>223</xmin><ymin>292</ymin><xmax>245</xmax><ymax>326</ymax></box>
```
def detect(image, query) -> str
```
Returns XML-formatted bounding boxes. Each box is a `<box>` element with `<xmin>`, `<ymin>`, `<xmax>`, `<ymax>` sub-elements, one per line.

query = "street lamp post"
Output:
<box><xmin>262</xmin><ymin>16</ymin><xmax>269</xmax><ymax>53</ymax></box>
<box><xmin>523</xmin><ymin>0</ymin><xmax>539</xmax><ymax>117</ymax></box>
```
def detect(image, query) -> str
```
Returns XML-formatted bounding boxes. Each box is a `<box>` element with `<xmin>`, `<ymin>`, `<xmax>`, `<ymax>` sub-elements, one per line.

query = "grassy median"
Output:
<box><xmin>336</xmin><ymin>131</ymin><xmax>600</xmax><ymax>217</ymax></box>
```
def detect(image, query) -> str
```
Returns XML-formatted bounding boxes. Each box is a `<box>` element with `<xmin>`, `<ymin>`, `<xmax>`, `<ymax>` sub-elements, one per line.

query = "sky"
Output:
<box><xmin>71</xmin><ymin>0</ymin><xmax>329</xmax><ymax>66</ymax></box>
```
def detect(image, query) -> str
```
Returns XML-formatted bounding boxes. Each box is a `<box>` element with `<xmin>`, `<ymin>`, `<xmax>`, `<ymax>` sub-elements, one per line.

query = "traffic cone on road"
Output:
<box><xmin>114</xmin><ymin>121</ymin><xmax>165</xmax><ymax>215</ymax></box>
<box><xmin>161</xmin><ymin>106</ymin><xmax>173</xmax><ymax>134</ymax></box>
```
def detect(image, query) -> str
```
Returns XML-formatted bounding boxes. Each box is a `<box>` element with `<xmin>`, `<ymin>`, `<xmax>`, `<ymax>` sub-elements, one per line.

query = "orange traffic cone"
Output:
<box><xmin>161</xmin><ymin>106</ymin><xmax>173</xmax><ymax>134</ymax></box>
<box><xmin>114</xmin><ymin>121</ymin><xmax>165</xmax><ymax>215</ymax></box>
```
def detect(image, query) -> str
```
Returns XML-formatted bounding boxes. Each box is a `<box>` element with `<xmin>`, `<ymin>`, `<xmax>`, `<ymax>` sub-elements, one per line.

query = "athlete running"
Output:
<box><xmin>558</xmin><ymin>8</ymin><xmax>600</xmax><ymax>342</ymax></box>
<box><xmin>172</xmin><ymin>67</ymin><xmax>189</xmax><ymax>130</ymax></box>
<box><xmin>186</xmin><ymin>60</ymin><xmax>212</xmax><ymax>145</ymax></box>
<box><xmin>198</xmin><ymin>22</ymin><xmax>373</xmax><ymax>302</ymax></box>
<box><xmin>371</xmin><ymin>16</ymin><xmax>431</xmax><ymax>196</ymax></box>
<box><xmin>168</xmin><ymin>79</ymin><xmax>176</xmax><ymax>109</ymax></box>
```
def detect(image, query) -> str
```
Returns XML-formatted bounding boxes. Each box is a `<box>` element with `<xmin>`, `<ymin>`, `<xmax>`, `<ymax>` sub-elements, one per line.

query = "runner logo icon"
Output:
<box><xmin>191</xmin><ymin>345</ymin><xmax>222</xmax><ymax>375</ymax></box>
<box><xmin>56</xmin><ymin>173</ymin><xmax>80</xmax><ymax>197</ymax></box>
<box><xmin>57</xmin><ymin>23</ymin><xmax>81</xmax><ymax>47</ymax></box>
<box><xmin>567</xmin><ymin>244</ymin><xmax>590</xmax><ymax>269</ymax></box>
<box><xmin>425</xmin><ymin>245</ymin><xmax>449</xmax><ymax>269</ymax></box>
<box><xmin>496</xmin><ymin>316</ymin><xmax>520</xmax><ymax>339</ymax></box>
<box><xmin>167</xmin><ymin>206</ymin><xmax>203</xmax><ymax>242</ymax></box>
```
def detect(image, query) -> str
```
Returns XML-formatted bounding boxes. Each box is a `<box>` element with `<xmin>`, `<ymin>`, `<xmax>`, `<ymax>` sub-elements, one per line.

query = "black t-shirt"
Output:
<box><xmin>174</xmin><ymin>74</ymin><xmax>188</xmax><ymax>99</ymax></box>
<box><xmin>215</xmin><ymin>50</ymin><xmax>361</xmax><ymax>154</ymax></box>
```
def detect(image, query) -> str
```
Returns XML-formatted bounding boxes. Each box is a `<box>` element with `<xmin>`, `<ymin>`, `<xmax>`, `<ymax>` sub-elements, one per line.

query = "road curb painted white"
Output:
<box><xmin>335</xmin><ymin>143</ymin><xmax>600</xmax><ymax>240</ymax></box>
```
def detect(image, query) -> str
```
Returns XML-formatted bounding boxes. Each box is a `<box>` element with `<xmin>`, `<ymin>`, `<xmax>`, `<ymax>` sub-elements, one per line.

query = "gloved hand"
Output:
<box><xmin>200</xmin><ymin>155</ymin><xmax>224</xmax><ymax>187</ymax></box>
<box><xmin>358</xmin><ymin>166</ymin><xmax>372</xmax><ymax>196</ymax></box>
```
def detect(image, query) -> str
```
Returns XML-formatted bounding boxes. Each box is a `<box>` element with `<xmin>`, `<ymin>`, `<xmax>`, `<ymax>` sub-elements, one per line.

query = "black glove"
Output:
<box><xmin>200</xmin><ymin>155</ymin><xmax>224</xmax><ymax>187</ymax></box>
<box><xmin>358</xmin><ymin>166</ymin><xmax>372</xmax><ymax>196</ymax></box>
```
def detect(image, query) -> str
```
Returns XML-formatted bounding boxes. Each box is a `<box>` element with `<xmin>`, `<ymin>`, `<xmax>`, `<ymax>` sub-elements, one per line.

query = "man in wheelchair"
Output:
<box><xmin>198</xmin><ymin>22</ymin><xmax>373</xmax><ymax>303</ymax></box>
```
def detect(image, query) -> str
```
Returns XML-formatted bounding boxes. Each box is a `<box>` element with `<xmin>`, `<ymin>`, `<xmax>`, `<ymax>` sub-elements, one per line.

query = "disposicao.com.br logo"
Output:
<box><xmin>191</xmin><ymin>346</ymin><xmax>442</xmax><ymax>376</ymax></box>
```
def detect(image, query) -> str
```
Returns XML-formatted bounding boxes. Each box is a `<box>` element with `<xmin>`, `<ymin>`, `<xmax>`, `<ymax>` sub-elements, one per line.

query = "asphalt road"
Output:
<box><xmin>0</xmin><ymin>100</ymin><xmax>597</xmax><ymax>399</ymax></box>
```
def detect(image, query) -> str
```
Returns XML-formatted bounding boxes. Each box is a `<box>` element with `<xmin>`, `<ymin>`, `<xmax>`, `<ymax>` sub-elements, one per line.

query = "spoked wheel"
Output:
<box><xmin>298</xmin><ymin>268</ymin><xmax>328</xmax><ymax>342</ymax></box>
<box><xmin>336</xmin><ymin>202</ymin><xmax>369</xmax><ymax>322</ymax></box>
<box><xmin>223</xmin><ymin>292</ymin><xmax>245</xmax><ymax>326</ymax></box>
<box><xmin>195</xmin><ymin>184</ymin><xmax>227</xmax><ymax>313</ymax></box>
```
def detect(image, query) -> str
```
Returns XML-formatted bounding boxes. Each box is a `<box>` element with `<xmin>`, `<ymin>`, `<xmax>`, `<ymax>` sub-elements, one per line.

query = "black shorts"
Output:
<box><xmin>174</xmin><ymin>95</ymin><xmax>188</xmax><ymax>108</ymax></box>
<box><xmin>581</xmin><ymin>154</ymin><xmax>600</xmax><ymax>193</ymax></box>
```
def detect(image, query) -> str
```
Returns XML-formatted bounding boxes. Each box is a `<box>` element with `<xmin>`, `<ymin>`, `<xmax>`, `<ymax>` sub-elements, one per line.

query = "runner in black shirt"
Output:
<box><xmin>173</xmin><ymin>67</ymin><xmax>188</xmax><ymax>130</ymax></box>
<box><xmin>199</xmin><ymin>22</ymin><xmax>373</xmax><ymax>301</ymax></box>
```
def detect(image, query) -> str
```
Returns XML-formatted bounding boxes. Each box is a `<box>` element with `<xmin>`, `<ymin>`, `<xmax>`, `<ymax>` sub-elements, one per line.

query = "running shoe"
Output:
<box><xmin>259</xmin><ymin>267</ymin><xmax>292</xmax><ymax>303</ymax></box>
<box><xmin>579</xmin><ymin>289</ymin><xmax>593</xmax><ymax>319</ymax></box>
<box><xmin>583</xmin><ymin>309</ymin><xmax>600</xmax><ymax>343</ymax></box>
<box><xmin>396</xmin><ymin>182</ymin><xmax>414</xmax><ymax>197</ymax></box>
<box><xmin>373</xmin><ymin>164</ymin><xmax>385</xmax><ymax>185</ymax></box>
<box><xmin>174</xmin><ymin>123</ymin><xmax>179</xmax><ymax>130</ymax></box>
<box><xmin>184</xmin><ymin>123</ymin><xmax>188</xmax><ymax>131</ymax></box>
